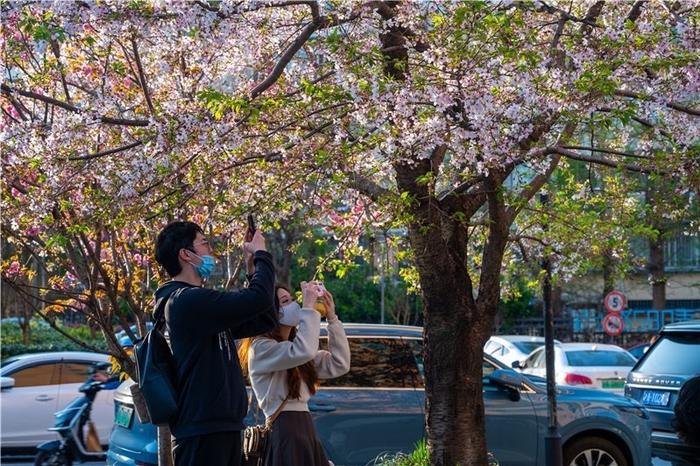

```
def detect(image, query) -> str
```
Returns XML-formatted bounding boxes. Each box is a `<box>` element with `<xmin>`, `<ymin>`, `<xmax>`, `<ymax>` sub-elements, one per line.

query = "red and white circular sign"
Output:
<box><xmin>602</xmin><ymin>312</ymin><xmax>624</xmax><ymax>336</ymax></box>
<box><xmin>604</xmin><ymin>291</ymin><xmax>626</xmax><ymax>313</ymax></box>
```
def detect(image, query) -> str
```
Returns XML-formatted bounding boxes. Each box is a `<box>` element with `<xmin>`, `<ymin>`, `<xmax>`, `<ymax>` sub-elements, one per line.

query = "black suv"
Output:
<box><xmin>625</xmin><ymin>320</ymin><xmax>700</xmax><ymax>465</ymax></box>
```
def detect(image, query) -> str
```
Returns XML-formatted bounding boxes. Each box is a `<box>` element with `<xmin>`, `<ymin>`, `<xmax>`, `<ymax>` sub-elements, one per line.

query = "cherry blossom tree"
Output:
<box><xmin>2</xmin><ymin>1</ymin><xmax>698</xmax><ymax>464</ymax></box>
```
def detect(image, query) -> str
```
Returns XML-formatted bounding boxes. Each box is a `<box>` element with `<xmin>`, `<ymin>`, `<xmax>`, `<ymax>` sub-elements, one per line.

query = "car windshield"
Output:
<box><xmin>512</xmin><ymin>341</ymin><xmax>544</xmax><ymax>354</ymax></box>
<box><xmin>636</xmin><ymin>333</ymin><xmax>700</xmax><ymax>375</ymax></box>
<box><xmin>565</xmin><ymin>350</ymin><xmax>636</xmax><ymax>367</ymax></box>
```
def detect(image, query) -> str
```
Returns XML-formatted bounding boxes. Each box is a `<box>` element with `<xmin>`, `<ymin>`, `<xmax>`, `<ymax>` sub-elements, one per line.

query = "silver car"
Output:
<box><xmin>1</xmin><ymin>351</ymin><xmax>114</xmax><ymax>458</ymax></box>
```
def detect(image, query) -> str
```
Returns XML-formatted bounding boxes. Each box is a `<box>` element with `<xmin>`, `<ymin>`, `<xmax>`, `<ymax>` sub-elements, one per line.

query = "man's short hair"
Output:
<box><xmin>673</xmin><ymin>375</ymin><xmax>700</xmax><ymax>447</ymax></box>
<box><xmin>155</xmin><ymin>221</ymin><xmax>204</xmax><ymax>277</ymax></box>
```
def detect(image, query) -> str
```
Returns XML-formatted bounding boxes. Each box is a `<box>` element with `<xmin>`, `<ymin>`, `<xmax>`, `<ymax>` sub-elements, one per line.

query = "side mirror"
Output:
<box><xmin>511</xmin><ymin>360</ymin><xmax>522</xmax><ymax>369</ymax></box>
<box><xmin>489</xmin><ymin>369</ymin><xmax>523</xmax><ymax>402</ymax></box>
<box><xmin>1</xmin><ymin>377</ymin><xmax>15</xmax><ymax>390</ymax></box>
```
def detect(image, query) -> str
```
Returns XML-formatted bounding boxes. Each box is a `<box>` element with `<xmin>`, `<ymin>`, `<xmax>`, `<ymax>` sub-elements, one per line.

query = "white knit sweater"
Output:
<box><xmin>248</xmin><ymin>308</ymin><xmax>351</xmax><ymax>418</ymax></box>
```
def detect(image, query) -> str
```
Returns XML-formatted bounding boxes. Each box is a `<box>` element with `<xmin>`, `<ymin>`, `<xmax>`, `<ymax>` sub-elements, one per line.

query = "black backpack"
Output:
<box><xmin>135</xmin><ymin>285</ymin><xmax>190</xmax><ymax>425</ymax></box>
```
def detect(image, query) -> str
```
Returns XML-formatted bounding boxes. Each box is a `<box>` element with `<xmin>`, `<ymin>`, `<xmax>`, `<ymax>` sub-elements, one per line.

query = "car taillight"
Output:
<box><xmin>565</xmin><ymin>373</ymin><xmax>593</xmax><ymax>385</ymax></box>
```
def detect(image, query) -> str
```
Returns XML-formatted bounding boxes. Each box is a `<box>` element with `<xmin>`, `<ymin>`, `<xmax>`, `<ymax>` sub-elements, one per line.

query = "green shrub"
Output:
<box><xmin>373</xmin><ymin>440</ymin><xmax>429</xmax><ymax>466</ymax></box>
<box><xmin>1</xmin><ymin>319</ymin><xmax>107</xmax><ymax>360</ymax></box>
<box><xmin>372</xmin><ymin>441</ymin><xmax>500</xmax><ymax>466</ymax></box>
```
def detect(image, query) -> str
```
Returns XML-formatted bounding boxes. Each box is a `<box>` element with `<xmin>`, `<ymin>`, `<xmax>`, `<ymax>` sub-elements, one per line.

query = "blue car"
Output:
<box><xmin>625</xmin><ymin>320</ymin><xmax>700</xmax><ymax>465</ymax></box>
<box><xmin>108</xmin><ymin>324</ymin><xmax>651</xmax><ymax>466</ymax></box>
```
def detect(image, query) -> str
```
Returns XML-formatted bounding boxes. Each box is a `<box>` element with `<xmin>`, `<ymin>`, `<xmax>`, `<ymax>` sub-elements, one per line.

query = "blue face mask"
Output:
<box><xmin>187</xmin><ymin>251</ymin><xmax>216</xmax><ymax>280</ymax></box>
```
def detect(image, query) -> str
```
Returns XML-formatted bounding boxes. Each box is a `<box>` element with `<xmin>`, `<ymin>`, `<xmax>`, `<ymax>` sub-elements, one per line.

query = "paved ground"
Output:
<box><xmin>0</xmin><ymin>461</ymin><xmax>104</xmax><ymax>466</ymax></box>
<box><xmin>1</xmin><ymin>458</ymin><xmax>677</xmax><ymax>466</ymax></box>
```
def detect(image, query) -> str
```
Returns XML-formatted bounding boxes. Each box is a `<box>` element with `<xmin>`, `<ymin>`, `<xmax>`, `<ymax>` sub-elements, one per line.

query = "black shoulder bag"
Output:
<box><xmin>134</xmin><ymin>285</ymin><xmax>190</xmax><ymax>425</ymax></box>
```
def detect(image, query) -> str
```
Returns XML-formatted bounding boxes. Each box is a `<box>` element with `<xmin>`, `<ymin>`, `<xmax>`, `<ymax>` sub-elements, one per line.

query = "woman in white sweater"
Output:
<box><xmin>238</xmin><ymin>281</ymin><xmax>350</xmax><ymax>466</ymax></box>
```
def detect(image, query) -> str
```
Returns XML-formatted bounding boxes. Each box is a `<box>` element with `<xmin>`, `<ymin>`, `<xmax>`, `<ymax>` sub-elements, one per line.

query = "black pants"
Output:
<box><xmin>174</xmin><ymin>431</ymin><xmax>241</xmax><ymax>466</ymax></box>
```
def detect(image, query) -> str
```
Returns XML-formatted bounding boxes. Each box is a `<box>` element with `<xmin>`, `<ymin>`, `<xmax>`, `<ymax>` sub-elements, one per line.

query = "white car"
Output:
<box><xmin>517</xmin><ymin>343</ymin><xmax>637</xmax><ymax>392</ymax></box>
<box><xmin>484</xmin><ymin>335</ymin><xmax>561</xmax><ymax>368</ymax></box>
<box><xmin>0</xmin><ymin>351</ymin><xmax>115</xmax><ymax>453</ymax></box>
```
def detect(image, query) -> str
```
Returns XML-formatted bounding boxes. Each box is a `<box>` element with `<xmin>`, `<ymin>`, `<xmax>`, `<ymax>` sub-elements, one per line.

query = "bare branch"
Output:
<box><xmin>532</xmin><ymin>1</ymin><xmax>601</xmax><ymax>28</ymax></box>
<box><xmin>67</xmin><ymin>140</ymin><xmax>144</xmax><ymax>161</ymax></box>
<box><xmin>50</xmin><ymin>39</ymin><xmax>71</xmax><ymax>103</ymax></box>
<box><xmin>506</xmin><ymin>153</ymin><xmax>561</xmax><ymax>223</ymax></box>
<box><xmin>2</xmin><ymin>106</ymin><xmax>21</xmax><ymax>124</ymax></box>
<box><xmin>615</xmin><ymin>89</ymin><xmax>700</xmax><ymax>117</ymax></box>
<box><xmin>250</xmin><ymin>21</ymin><xmax>319</xmax><ymax>99</ymax></box>
<box><xmin>1</xmin><ymin>84</ymin><xmax>150</xmax><ymax>127</ymax></box>
<box><xmin>346</xmin><ymin>172</ymin><xmax>391</xmax><ymax>203</ymax></box>
<box><xmin>597</xmin><ymin>106</ymin><xmax>675</xmax><ymax>141</ymax></box>
<box><xmin>561</xmin><ymin>145</ymin><xmax>650</xmax><ymax>159</ymax></box>
<box><xmin>130</xmin><ymin>37</ymin><xmax>156</xmax><ymax>115</ymax></box>
<box><xmin>549</xmin><ymin>16</ymin><xmax>566</xmax><ymax>51</ymax></box>
<box><xmin>626</xmin><ymin>1</ymin><xmax>647</xmax><ymax>22</ymax></box>
<box><xmin>551</xmin><ymin>146</ymin><xmax>662</xmax><ymax>174</ymax></box>
<box><xmin>579</xmin><ymin>1</ymin><xmax>605</xmax><ymax>35</ymax></box>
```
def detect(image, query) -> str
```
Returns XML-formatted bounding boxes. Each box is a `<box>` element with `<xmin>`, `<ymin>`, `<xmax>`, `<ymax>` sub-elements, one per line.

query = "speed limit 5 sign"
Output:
<box><xmin>604</xmin><ymin>291</ymin><xmax>626</xmax><ymax>313</ymax></box>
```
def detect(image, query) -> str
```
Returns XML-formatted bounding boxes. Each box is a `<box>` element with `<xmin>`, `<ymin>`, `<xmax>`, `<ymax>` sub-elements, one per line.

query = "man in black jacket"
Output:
<box><xmin>154</xmin><ymin>221</ymin><xmax>276</xmax><ymax>466</ymax></box>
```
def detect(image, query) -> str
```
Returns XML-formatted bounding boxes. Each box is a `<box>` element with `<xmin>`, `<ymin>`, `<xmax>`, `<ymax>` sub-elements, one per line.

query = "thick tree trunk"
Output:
<box><xmin>157</xmin><ymin>426</ymin><xmax>174</xmax><ymax>466</ymax></box>
<box><xmin>394</xmin><ymin>158</ymin><xmax>503</xmax><ymax>465</ymax></box>
<box><xmin>649</xmin><ymin>234</ymin><xmax>666</xmax><ymax>310</ymax></box>
<box><xmin>422</xmin><ymin>282</ymin><xmax>493</xmax><ymax>465</ymax></box>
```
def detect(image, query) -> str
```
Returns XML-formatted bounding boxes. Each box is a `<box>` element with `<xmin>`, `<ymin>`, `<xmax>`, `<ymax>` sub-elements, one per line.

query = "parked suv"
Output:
<box><xmin>625</xmin><ymin>320</ymin><xmax>700</xmax><ymax>464</ymax></box>
<box><xmin>108</xmin><ymin>324</ymin><xmax>651</xmax><ymax>466</ymax></box>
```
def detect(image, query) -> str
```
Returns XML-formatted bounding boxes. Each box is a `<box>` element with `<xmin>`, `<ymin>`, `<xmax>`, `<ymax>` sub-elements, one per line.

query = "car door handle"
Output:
<box><xmin>309</xmin><ymin>403</ymin><xmax>336</xmax><ymax>412</ymax></box>
<box><xmin>35</xmin><ymin>395</ymin><xmax>55</xmax><ymax>402</ymax></box>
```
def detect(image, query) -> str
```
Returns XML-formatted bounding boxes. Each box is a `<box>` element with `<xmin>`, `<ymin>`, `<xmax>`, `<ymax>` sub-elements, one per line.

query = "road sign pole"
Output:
<box><xmin>541</xmin><ymin>193</ymin><xmax>562</xmax><ymax>466</ymax></box>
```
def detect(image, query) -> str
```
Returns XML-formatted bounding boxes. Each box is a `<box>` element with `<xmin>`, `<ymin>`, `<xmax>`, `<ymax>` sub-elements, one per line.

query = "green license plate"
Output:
<box><xmin>601</xmin><ymin>379</ymin><xmax>625</xmax><ymax>389</ymax></box>
<box><xmin>115</xmin><ymin>405</ymin><xmax>134</xmax><ymax>429</ymax></box>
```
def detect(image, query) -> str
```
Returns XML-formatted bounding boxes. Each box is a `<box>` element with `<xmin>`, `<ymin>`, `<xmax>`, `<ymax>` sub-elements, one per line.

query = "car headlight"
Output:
<box><xmin>614</xmin><ymin>404</ymin><xmax>649</xmax><ymax>419</ymax></box>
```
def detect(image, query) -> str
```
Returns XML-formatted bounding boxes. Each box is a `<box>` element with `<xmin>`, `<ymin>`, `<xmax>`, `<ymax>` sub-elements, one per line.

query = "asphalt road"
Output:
<box><xmin>0</xmin><ymin>458</ymin><xmax>677</xmax><ymax>466</ymax></box>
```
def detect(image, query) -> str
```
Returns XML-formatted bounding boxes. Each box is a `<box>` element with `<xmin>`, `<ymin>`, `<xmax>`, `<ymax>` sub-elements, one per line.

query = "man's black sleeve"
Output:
<box><xmin>230</xmin><ymin>308</ymin><xmax>276</xmax><ymax>339</ymax></box>
<box><xmin>177</xmin><ymin>251</ymin><xmax>276</xmax><ymax>335</ymax></box>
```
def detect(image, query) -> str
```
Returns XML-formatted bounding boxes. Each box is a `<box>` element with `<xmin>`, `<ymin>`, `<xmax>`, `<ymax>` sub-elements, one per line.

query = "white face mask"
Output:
<box><xmin>278</xmin><ymin>301</ymin><xmax>302</xmax><ymax>327</ymax></box>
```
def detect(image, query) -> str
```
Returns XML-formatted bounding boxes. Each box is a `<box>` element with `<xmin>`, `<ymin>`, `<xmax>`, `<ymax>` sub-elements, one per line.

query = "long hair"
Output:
<box><xmin>238</xmin><ymin>284</ymin><xmax>319</xmax><ymax>399</ymax></box>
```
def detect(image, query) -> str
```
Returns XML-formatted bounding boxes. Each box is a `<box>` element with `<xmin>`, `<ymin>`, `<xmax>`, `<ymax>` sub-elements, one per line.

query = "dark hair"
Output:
<box><xmin>673</xmin><ymin>375</ymin><xmax>700</xmax><ymax>447</ymax></box>
<box><xmin>154</xmin><ymin>221</ymin><xmax>204</xmax><ymax>277</ymax></box>
<box><xmin>238</xmin><ymin>284</ymin><xmax>319</xmax><ymax>399</ymax></box>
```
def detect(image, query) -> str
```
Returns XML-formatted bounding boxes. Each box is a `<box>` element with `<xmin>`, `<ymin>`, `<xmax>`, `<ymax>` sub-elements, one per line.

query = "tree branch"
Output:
<box><xmin>626</xmin><ymin>1</ymin><xmax>646</xmax><ymax>22</ymax></box>
<box><xmin>67</xmin><ymin>140</ymin><xmax>144</xmax><ymax>161</ymax></box>
<box><xmin>346</xmin><ymin>172</ymin><xmax>391</xmax><ymax>203</ymax></box>
<box><xmin>130</xmin><ymin>37</ymin><xmax>156</xmax><ymax>115</ymax></box>
<box><xmin>0</xmin><ymin>84</ymin><xmax>150</xmax><ymax>127</ymax></box>
<box><xmin>597</xmin><ymin>106</ymin><xmax>675</xmax><ymax>141</ymax></box>
<box><xmin>250</xmin><ymin>21</ymin><xmax>319</xmax><ymax>99</ymax></box>
<box><xmin>50</xmin><ymin>39</ymin><xmax>71</xmax><ymax>103</ymax></box>
<box><xmin>551</xmin><ymin>146</ymin><xmax>662</xmax><ymax>174</ymax></box>
<box><xmin>506</xmin><ymin>153</ymin><xmax>561</xmax><ymax>223</ymax></box>
<box><xmin>614</xmin><ymin>89</ymin><xmax>700</xmax><ymax>117</ymax></box>
<box><xmin>561</xmin><ymin>145</ymin><xmax>650</xmax><ymax>159</ymax></box>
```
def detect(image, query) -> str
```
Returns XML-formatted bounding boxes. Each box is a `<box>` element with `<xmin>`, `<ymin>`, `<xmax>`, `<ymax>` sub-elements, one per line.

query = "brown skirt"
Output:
<box><xmin>263</xmin><ymin>411</ymin><xmax>330</xmax><ymax>466</ymax></box>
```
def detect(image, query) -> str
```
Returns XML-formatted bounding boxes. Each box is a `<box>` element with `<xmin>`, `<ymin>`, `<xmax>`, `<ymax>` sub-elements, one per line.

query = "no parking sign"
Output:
<box><xmin>602</xmin><ymin>312</ymin><xmax>624</xmax><ymax>336</ymax></box>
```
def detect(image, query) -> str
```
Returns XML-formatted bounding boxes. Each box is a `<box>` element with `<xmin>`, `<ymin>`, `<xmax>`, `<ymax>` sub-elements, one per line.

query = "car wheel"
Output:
<box><xmin>564</xmin><ymin>437</ymin><xmax>628</xmax><ymax>466</ymax></box>
<box><xmin>34</xmin><ymin>449</ymin><xmax>73</xmax><ymax>466</ymax></box>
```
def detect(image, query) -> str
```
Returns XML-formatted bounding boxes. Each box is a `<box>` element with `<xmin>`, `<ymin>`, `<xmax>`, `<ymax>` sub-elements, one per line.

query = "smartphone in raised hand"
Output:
<box><xmin>246</xmin><ymin>214</ymin><xmax>256</xmax><ymax>241</ymax></box>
